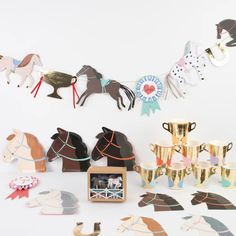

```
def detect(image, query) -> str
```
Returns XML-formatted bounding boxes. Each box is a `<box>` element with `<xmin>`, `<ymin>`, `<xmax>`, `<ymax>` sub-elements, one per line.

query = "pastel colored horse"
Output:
<box><xmin>138</xmin><ymin>192</ymin><xmax>184</xmax><ymax>211</ymax></box>
<box><xmin>182</xmin><ymin>215</ymin><xmax>234</xmax><ymax>236</ymax></box>
<box><xmin>91</xmin><ymin>127</ymin><xmax>136</xmax><ymax>171</ymax></box>
<box><xmin>3</xmin><ymin>129</ymin><xmax>46</xmax><ymax>172</ymax></box>
<box><xmin>117</xmin><ymin>216</ymin><xmax>168</xmax><ymax>236</ymax></box>
<box><xmin>107</xmin><ymin>176</ymin><xmax>122</xmax><ymax>189</ymax></box>
<box><xmin>191</xmin><ymin>191</ymin><xmax>236</xmax><ymax>210</ymax></box>
<box><xmin>73</xmin><ymin>222</ymin><xmax>101</xmax><ymax>236</ymax></box>
<box><xmin>76</xmin><ymin>65</ymin><xmax>135</xmax><ymax>110</ymax></box>
<box><xmin>27</xmin><ymin>189</ymin><xmax>78</xmax><ymax>215</ymax></box>
<box><xmin>47</xmin><ymin>128</ymin><xmax>90</xmax><ymax>172</ymax></box>
<box><xmin>217</xmin><ymin>19</ymin><xmax>236</xmax><ymax>47</ymax></box>
<box><xmin>165</xmin><ymin>41</ymin><xmax>206</xmax><ymax>99</ymax></box>
<box><xmin>0</xmin><ymin>54</ymin><xmax>42</xmax><ymax>87</ymax></box>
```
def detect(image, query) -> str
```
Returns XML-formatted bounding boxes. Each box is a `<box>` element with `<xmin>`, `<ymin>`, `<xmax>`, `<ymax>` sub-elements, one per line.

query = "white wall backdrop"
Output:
<box><xmin>0</xmin><ymin>0</ymin><xmax>236</xmax><ymax>235</ymax></box>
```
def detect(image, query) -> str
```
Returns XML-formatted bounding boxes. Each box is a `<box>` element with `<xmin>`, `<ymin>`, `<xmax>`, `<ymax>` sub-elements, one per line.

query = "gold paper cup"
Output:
<box><xmin>193</xmin><ymin>161</ymin><xmax>217</xmax><ymax>188</ymax></box>
<box><xmin>166</xmin><ymin>162</ymin><xmax>191</xmax><ymax>190</ymax></box>
<box><xmin>221</xmin><ymin>163</ymin><xmax>236</xmax><ymax>188</ymax></box>
<box><xmin>162</xmin><ymin>119</ymin><xmax>196</xmax><ymax>145</ymax></box>
<box><xmin>134</xmin><ymin>162</ymin><xmax>163</xmax><ymax>188</ymax></box>
<box><xmin>205</xmin><ymin>140</ymin><xmax>233</xmax><ymax>167</ymax></box>
<box><xmin>150</xmin><ymin>140</ymin><xmax>175</xmax><ymax>167</ymax></box>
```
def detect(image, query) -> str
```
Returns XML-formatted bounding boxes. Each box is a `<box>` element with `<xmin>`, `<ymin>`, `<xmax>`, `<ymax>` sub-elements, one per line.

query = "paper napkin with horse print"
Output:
<box><xmin>191</xmin><ymin>191</ymin><xmax>236</xmax><ymax>210</ymax></box>
<box><xmin>76</xmin><ymin>65</ymin><xmax>135</xmax><ymax>110</ymax></box>
<box><xmin>0</xmin><ymin>53</ymin><xmax>42</xmax><ymax>88</ymax></box>
<box><xmin>47</xmin><ymin>128</ymin><xmax>90</xmax><ymax>172</ymax></box>
<box><xmin>3</xmin><ymin>129</ymin><xmax>46</xmax><ymax>172</ymax></box>
<box><xmin>182</xmin><ymin>215</ymin><xmax>234</xmax><ymax>236</ymax></box>
<box><xmin>73</xmin><ymin>222</ymin><xmax>101</xmax><ymax>236</ymax></box>
<box><xmin>91</xmin><ymin>127</ymin><xmax>136</xmax><ymax>171</ymax></box>
<box><xmin>138</xmin><ymin>192</ymin><xmax>184</xmax><ymax>211</ymax></box>
<box><xmin>117</xmin><ymin>216</ymin><xmax>168</xmax><ymax>236</ymax></box>
<box><xmin>27</xmin><ymin>189</ymin><xmax>78</xmax><ymax>215</ymax></box>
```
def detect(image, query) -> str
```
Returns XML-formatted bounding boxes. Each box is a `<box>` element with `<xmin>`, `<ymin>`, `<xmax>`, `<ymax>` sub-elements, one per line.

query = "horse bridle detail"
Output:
<box><xmin>96</xmin><ymin>131</ymin><xmax>135</xmax><ymax>161</ymax></box>
<box><xmin>50</xmin><ymin>132</ymin><xmax>90</xmax><ymax>162</ymax></box>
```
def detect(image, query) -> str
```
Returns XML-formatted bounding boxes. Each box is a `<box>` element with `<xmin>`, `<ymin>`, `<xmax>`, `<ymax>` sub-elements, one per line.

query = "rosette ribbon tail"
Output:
<box><xmin>141</xmin><ymin>101</ymin><xmax>160</xmax><ymax>116</ymax></box>
<box><xmin>6</xmin><ymin>189</ymin><xmax>29</xmax><ymax>200</ymax></box>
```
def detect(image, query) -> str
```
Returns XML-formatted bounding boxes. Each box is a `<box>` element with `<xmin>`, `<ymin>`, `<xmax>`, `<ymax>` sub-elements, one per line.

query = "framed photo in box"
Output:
<box><xmin>87</xmin><ymin>166</ymin><xmax>127</xmax><ymax>202</ymax></box>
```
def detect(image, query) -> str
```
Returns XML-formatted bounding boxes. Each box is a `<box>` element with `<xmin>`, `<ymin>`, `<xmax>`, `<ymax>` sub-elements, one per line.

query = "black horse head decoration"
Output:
<box><xmin>47</xmin><ymin>128</ymin><xmax>90</xmax><ymax>172</ymax></box>
<box><xmin>76</xmin><ymin>65</ymin><xmax>135</xmax><ymax>110</ymax></box>
<box><xmin>216</xmin><ymin>19</ymin><xmax>236</xmax><ymax>47</ymax></box>
<box><xmin>91</xmin><ymin>127</ymin><xmax>136</xmax><ymax>171</ymax></box>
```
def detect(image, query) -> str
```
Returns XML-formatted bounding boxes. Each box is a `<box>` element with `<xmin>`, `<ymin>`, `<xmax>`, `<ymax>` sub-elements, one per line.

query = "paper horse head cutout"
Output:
<box><xmin>91</xmin><ymin>127</ymin><xmax>136</xmax><ymax>171</ymax></box>
<box><xmin>191</xmin><ymin>191</ymin><xmax>236</xmax><ymax>210</ymax></box>
<box><xmin>3</xmin><ymin>129</ymin><xmax>46</xmax><ymax>172</ymax></box>
<box><xmin>0</xmin><ymin>54</ymin><xmax>42</xmax><ymax>88</ymax></box>
<box><xmin>76</xmin><ymin>65</ymin><xmax>135</xmax><ymax>110</ymax></box>
<box><xmin>73</xmin><ymin>222</ymin><xmax>101</xmax><ymax>236</ymax></box>
<box><xmin>27</xmin><ymin>189</ymin><xmax>78</xmax><ymax>215</ymax></box>
<box><xmin>181</xmin><ymin>215</ymin><xmax>233</xmax><ymax>235</ymax></box>
<box><xmin>216</xmin><ymin>19</ymin><xmax>236</xmax><ymax>47</ymax></box>
<box><xmin>47</xmin><ymin>128</ymin><xmax>90</xmax><ymax>172</ymax></box>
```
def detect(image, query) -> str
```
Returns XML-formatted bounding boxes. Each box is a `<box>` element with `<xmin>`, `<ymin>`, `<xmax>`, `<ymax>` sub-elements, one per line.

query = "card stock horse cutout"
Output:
<box><xmin>3</xmin><ymin>129</ymin><xmax>46</xmax><ymax>172</ymax></box>
<box><xmin>217</xmin><ymin>19</ymin><xmax>236</xmax><ymax>47</ymax></box>
<box><xmin>182</xmin><ymin>215</ymin><xmax>234</xmax><ymax>236</ymax></box>
<box><xmin>191</xmin><ymin>191</ymin><xmax>236</xmax><ymax>210</ymax></box>
<box><xmin>117</xmin><ymin>216</ymin><xmax>168</xmax><ymax>236</ymax></box>
<box><xmin>73</xmin><ymin>222</ymin><xmax>101</xmax><ymax>236</ymax></box>
<box><xmin>76</xmin><ymin>65</ymin><xmax>135</xmax><ymax>110</ymax></box>
<box><xmin>138</xmin><ymin>192</ymin><xmax>184</xmax><ymax>211</ymax></box>
<box><xmin>27</xmin><ymin>189</ymin><xmax>78</xmax><ymax>215</ymax></box>
<box><xmin>0</xmin><ymin>54</ymin><xmax>42</xmax><ymax>87</ymax></box>
<box><xmin>47</xmin><ymin>128</ymin><xmax>90</xmax><ymax>172</ymax></box>
<box><xmin>91</xmin><ymin>127</ymin><xmax>136</xmax><ymax>171</ymax></box>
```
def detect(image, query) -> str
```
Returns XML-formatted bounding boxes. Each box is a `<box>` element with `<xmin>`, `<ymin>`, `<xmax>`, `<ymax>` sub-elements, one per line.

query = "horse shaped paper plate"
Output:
<box><xmin>73</xmin><ymin>222</ymin><xmax>101</xmax><ymax>236</ymax></box>
<box><xmin>138</xmin><ymin>192</ymin><xmax>184</xmax><ymax>211</ymax></box>
<box><xmin>27</xmin><ymin>189</ymin><xmax>78</xmax><ymax>215</ymax></box>
<box><xmin>3</xmin><ymin>129</ymin><xmax>46</xmax><ymax>172</ymax></box>
<box><xmin>0</xmin><ymin>53</ymin><xmax>42</xmax><ymax>88</ymax></box>
<box><xmin>91</xmin><ymin>127</ymin><xmax>136</xmax><ymax>171</ymax></box>
<box><xmin>191</xmin><ymin>191</ymin><xmax>236</xmax><ymax>210</ymax></box>
<box><xmin>182</xmin><ymin>215</ymin><xmax>234</xmax><ymax>236</ymax></box>
<box><xmin>47</xmin><ymin>128</ymin><xmax>90</xmax><ymax>172</ymax></box>
<box><xmin>76</xmin><ymin>65</ymin><xmax>135</xmax><ymax>110</ymax></box>
<box><xmin>117</xmin><ymin>216</ymin><xmax>168</xmax><ymax>236</ymax></box>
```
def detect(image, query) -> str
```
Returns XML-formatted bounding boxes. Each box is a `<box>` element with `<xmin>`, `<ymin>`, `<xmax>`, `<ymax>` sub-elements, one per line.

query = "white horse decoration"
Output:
<box><xmin>27</xmin><ymin>189</ymin><xmax>79</xmax><ymax>215</ymax></box>
<box><xmin>0</xmin><ymin>53</ymin><xmax>42</xmax><ymax>88</ymax></box>
<box><xmin>107</xmin><ymin>176</ymin><xmax>122</xmax><ymax>189</ymax></box>
<box><xmin>165</xmin><ymin>41</ymin><xmax>207</xmax><ymax>99</ymax></box>
<box><xmin>181</xmin><ymin>215</ymin><xmax>233</xmax><ymax>236</ymax></box>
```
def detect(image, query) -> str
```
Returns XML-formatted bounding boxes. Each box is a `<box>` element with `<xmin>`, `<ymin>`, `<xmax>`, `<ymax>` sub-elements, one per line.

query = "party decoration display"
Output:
<box><xmin>27</xmin><ymin>189</ymin><xmax>78</xmax><ymax>215</ymax></box>
<box><xmin>135</xmin><ymin>75</ymin><xmax>163</xmax><ymax>115</ymax></box>
<box><xmin>6</xmin><ymin>176</ymin><xmax>38</xmax><ymax>200</ymax></box>
<box><xmin>0</xmin><ymin>53</ymin><xmax>42</xmax><ymax>87</ymax></box>
<box><xmin>76</xmin><ymin>65</ymin><xmax>135</xmax><ymax>110</ymax></box>
<box><xmin>134</xmin><ymin>162</ymin><xmax>163</xmax><ymax>188</ymax></box>
<box><xmin>47</xmin><ymin>128</ymin><xmax>90</xmax><ymax>172</ymax></box>
<box><xmin>181</xmin><ymin>215</ymin><xmax>233</xmax><ymax>236</ymax></box>
<box><xmin>91</xmin><ymin>127</ymin><xmax>136</xmax><ymax>171</ymax></box>
<box><xmin>217</xmin><ymin>19</ymin><xmax>236</xmax><ymax>47</ymax></box>
<box><xmin>191</xmin><ymin>191</ymin><xmax>236</xmax><ymax>210</ymax></box>
<box><xmin>221</xmin><ymin>163</ymin><xmax>236</xmax><ymax>188</ymax></box>
<box><xmin>73</xmin><ymin>222</ymin><xmax>101</xmax><ymax>236</ymax></box>
<box><xmin>87</xmin><ymin>166</ymin><xmax>127</xmax><ymax>202</ymax></box>
<box><xmin>3</xmin><ymin>129</ymin><xmax>46</xmax><ymax>172</ymax></box>
<box><xmin>117</xmin><ymin>216</ymin><xmax>168</xmax><ymax>236</ymax></box>
<box><xmin>165</xmin><ymin>41</ymin><xmax>206</xmax><ymax>99</ymax></box>
<box><xmin>138</xmin><ymin>192</ymin><xmax>184</xmax><ymax>211</ymax></box>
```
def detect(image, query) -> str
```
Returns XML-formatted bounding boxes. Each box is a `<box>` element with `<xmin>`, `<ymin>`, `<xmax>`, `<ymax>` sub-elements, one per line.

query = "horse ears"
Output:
<box><xmin>6</xmin><ymin>134</ymin><xmax>16</xmax><ymax>141</ymax></box>
<box><xmin>102</xmin><ymin>127</ymin><xmax>112</xmax><ymax>133</ymax></box>
<box><xmin>51</xmin><ymin>133</ymin><xmax>59</xmax><ymax>140</ymax></box>
<box><xmin>120</xmin><ymin>217</ymin><xmax>131</xmax><ymax>221</ymax></box>
<box><xmin>140</xmin><ymin>194</ymin><xmax>148</xmax><ymax>197</ymax></box>
<box><xmin>57</xmin><ymin>128</ymin><xmax>66</xmax><ymax>135</ymax></box>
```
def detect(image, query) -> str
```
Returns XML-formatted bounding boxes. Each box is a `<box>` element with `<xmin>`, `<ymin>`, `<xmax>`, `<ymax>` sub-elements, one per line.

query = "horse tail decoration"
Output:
<box><xmin>120</xmin><ymin>84</ymin><xmax>136</xmax><ymax>110</ymax></box>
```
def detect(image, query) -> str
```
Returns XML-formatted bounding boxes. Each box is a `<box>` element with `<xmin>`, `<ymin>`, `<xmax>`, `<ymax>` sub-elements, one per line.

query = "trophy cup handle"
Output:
<box><xmin>174</xmin><ymin>145</ymin><xmax>181</xmax><ymax>153</ymax></box>
<box><xmin>227</xmin><ymin>142</ymin><xmax>233</xmax><ymax>152</ymax></box>
<box><xmin>134</xmin><ymin>165</ymin><xmax>141</xmax><ymax>174</ymax></box>
<box><xmin>186</xmin><ymin>167</ymin><xmax>192</xmax><ymax>175</ymax></box>
<box><xmin>200</xmin><ymin>143</ymin><xmax>206</xmax><ymax>152</ymax></box>
<box><xmin>210</xmin><ymin>166</ymin><xmax>218</xmax><ymax>175</ymax></box>
<box><xmin>150</xmin><ymin>144</ymin><xmax>156</xmax><ymax>153</ymax></box>
<box><xmin>203</xmin><ymin>144</ymin><xmax>209</xmax><ymax>152</ymax></box>
<box><xmin>162</xmin><ymin>123</ymin><xmax>170</xmax><ymax>132</ymax></box>
<box><xmin>189</xmin><ymin>122</ymin><xmax>197</xmax><ymax>131</ymax></box>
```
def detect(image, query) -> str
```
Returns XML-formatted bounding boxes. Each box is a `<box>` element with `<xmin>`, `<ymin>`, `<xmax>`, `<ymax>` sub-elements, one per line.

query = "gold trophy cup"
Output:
<box><xmin>162</xmin><ymin>119</ymin><xmax>196</xmax><ymax>145</ymax></box>
<box><xmin>134</xmin><ymin>162</ymin><xmax>163</xmax><ymax>188</ymax></box>
<box><xmin>221</xmin><ymin>163</ymin><xmax>236</xmax><ymax>188</ymax></box>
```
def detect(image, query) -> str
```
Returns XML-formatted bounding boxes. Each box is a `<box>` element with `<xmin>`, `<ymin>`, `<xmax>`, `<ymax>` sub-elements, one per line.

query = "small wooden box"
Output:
<box><xmin>87</xmin><ymin>166</ymin><xmax>127</xmax><ymax>202</ymax></box>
